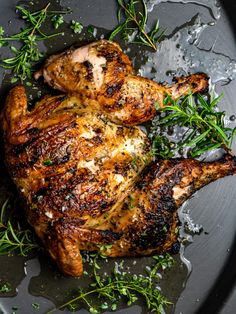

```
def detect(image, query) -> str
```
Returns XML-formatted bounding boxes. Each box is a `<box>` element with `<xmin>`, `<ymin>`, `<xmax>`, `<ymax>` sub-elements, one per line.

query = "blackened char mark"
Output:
<box><xmin>128</xmin><ymin>211</ymin><xmax>174</xmax><ymax>250</ymax></box>
<box><xmin>27</xmin><ymin>127</ymin><xmax>39</xmax><ymax>135</ymax></box>
<box><xmin>156</xmin><ymin>184</ymin><xmax>177</xmax><ymax>213</ymax></box>
<box><xmin>13</xmin><ymin>138</ymin><xmax>37</xmax><ymax>156</ymax></box>
<box><xmin>106</xmin><ymin>82</ymin><xmax>123</xmax><ymax>98</ymax></box>
<box><xmin>83</xmin><ymin>60</ymin><xmax>94</xmax><ymax>81</ymax></box>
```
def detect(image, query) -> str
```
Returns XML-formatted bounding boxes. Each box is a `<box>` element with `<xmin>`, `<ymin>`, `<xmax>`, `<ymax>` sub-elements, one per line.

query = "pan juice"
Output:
<box><xmin>146</xmin><ymin>0</ymin><xmax>221</xmax><ymax>20</ymax></box>
<box><xmin>138</xmin><ymin>15</ymin><xmax>236</xmax><ymax>84</ymax></box>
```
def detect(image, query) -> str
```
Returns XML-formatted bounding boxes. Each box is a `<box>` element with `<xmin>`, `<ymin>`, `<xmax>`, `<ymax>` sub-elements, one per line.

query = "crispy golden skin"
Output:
<box><xmin>2</xmin><ymin>41</ymin><xmax>235</xmax><ymax>277</ymax></box>
<box><xmin>35</xmin><ymin>40</ymin><xmax>209</xmax><ymax>126</ymax></box>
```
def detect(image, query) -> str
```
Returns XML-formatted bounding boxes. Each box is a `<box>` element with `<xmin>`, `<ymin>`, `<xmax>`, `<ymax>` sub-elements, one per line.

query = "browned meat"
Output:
<box><xmin>2</xmin><ymin>41</ymin><xmax>234</xmax><ymax>277</ymax></box>
<box><xmin>45</xmin><ymin>156</ymin><xmax>236</xmax><ymax>276</ymax></box>
<box><xmin>35</xmin><ymin>40</ymin><xmax>209</xmax><ymax>125</ymax></box>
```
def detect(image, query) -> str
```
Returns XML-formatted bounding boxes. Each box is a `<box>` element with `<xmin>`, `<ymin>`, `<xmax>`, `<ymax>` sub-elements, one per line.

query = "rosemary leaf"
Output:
<box><xmin>0</xmin><ymin>4</ymin><xmax>68</xmax><ymax>80</ymax></box>
<box><xmin>150</xmin><ymin>93</ymin><xmax>236</xmax><ymax>158</ymax></box>
<box><xmin>109</xmin><ymin>0</ymin><xmax>164</xmax><ymax>50</ymax></box>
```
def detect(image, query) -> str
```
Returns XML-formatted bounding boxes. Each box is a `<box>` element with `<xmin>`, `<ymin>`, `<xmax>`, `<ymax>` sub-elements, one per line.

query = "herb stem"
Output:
<box><xmin>150</xmin><ymin>93</ymin><xmax>235</xmax><ymax>158</ymax></box>
<box><xmin>119</xmin><ymin>0</ymin><xmax>156</xmax><ymax>50</ymax></box>
<box><xmin>47</xmin><ymin>254</ymin><xmax>173</xmax><ymax>314</ymax></box>
<box><xmin>109</xmin><ymin>0</ymin><xmax>164</xmax><ymax>50</ymax></box>
<box><xmin>0</xmin><ymin>4</ymin><xmax>68</xmax><ymax>80</ymax></box>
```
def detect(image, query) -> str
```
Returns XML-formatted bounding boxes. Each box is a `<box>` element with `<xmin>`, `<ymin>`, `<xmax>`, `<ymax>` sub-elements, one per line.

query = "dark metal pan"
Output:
<box><xmin>0</xmin><ymin>1</ymin><xmax>236</xmax><ymax>313</ymax></box>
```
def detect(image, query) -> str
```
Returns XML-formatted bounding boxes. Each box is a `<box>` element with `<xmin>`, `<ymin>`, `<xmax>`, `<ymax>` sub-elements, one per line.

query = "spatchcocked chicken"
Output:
<box><xmin>2</xmin><ymin>40</ymin><xmax>236</xmax><ymax>276</ymax></box>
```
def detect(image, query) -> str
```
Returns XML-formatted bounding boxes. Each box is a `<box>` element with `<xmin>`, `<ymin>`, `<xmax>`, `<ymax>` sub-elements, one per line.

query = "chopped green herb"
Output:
<box><xmin>70</xmin><ymin>20</ymin><xmax>83</xmax><ymax>34</ymax></box>
<box><xmin>10</xmin><ymin>77</ymin><xmax>19</xmax><ymax>84</ymax></box>
<box><xmin>111</xmin><ymin>303</ymin><xmax>117</xmax><ymax>311</ymax></box>
<box><xmin>11</xmin><ymin>306</ymin><xmax>19</xmax><ymax>314</ymax></box>
<box><xmin>109</xmin><ymin>0</ymin><xmax>164</xmax><ymax>51</ymax></box>
<box><xmin>152</xmin><ymin>135</ymin><xmax>174</xmax><ymax>159</ymax></box>
<box><xmin>31</xmin><ymin>303</ymin><xmax>40</xmax><ymax>310</ymax></box>
<box><xmin>154</xmin><ymin>100</ymin><xmax>160</xmax><ymax>110</ymax></box>
<box><xmin>12</xmin><ymin>306</ymin><xmax>19</xmax><ymax>311</ymax></box>
<box><xmin>51</xmin><ymin>14</ymin><xmax>64</xmax><ymax>29</ymax></box>
<box><xmin>43</xmin><ymin>159</ymin><xmax>53</xmax><ymax>166</ymax></box>
<box><xmin>99</xmin><ymin>244</ymin><xmax>113</xmax><ymax>254</ymax></box>
<box><xmin>0</xmin><ymin>26</ymin><xmax>7</xmax><ymax>47</ymax></box>
<box><xmin>0</xmin><ymin>26</ymin><xmax>4</xmax><ymax>36</ymax></box>
<box><xmin>0</xmin><ymin>282</ymin><xmax>12</xmax><ymax>293</ymax></box>
<box><xmin>150</xmin><ymin>93</ymin><xmax>236</xmax><ymax>158</ymax></box>
<box><xmin>87</xmin><ymin>25</ymin><xmax>95</xmax><ymax>35</ymax></box>
<box><xmin>127</xmin><ymin>195</ymin><xmax>135</xmax><ymax>209</ymax></box>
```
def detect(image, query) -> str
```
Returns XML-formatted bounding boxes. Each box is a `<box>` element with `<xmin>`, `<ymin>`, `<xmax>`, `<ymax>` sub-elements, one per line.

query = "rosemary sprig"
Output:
<box><xmin>47</xmin><ymin>253</ymin><xmax>173</xmax><ymax>314</ymax></box>
<box><xmin>150</xmin><ymin>93</ymin><xmax>236</xmax><ymax>158</ymax></box>
<box><xmin>0</xmin><ymin>199</ymin><xmax>39</xmax><ymax>256</ymax></box>
<box><xmin>0</xmin><ymin>4</ymin><xmax>69</xmax><ymax>81</ymax></box>
<box><xmin>109</xmin><ymin>0</ymin><xmax>164</xmax><ymax>50</ymax></box>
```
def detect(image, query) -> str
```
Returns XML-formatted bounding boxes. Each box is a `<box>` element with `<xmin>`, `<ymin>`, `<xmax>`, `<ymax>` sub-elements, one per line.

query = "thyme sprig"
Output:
<box><xmin>0</xmin><ymin>4</ymin><xmax>69</xmax><ymax>80</ymax></box>
<box><xmin>109</xmin><ymin>0</ymin><xmax>164</xmax><ymax>50</ymax></box>
<box><xmin>0</xmin><ymin>199</ymin><xmax>39</xmax><ymax>256</ymax></box>
<box><xmin>47</xmin><ymin>253</ymin><xmax>173</xmax><ymax>314</ymax></box>
<box><xmin>151</xmin><ymin>93</ymin><xmax>236</xmax><ymax>158</ymax></box>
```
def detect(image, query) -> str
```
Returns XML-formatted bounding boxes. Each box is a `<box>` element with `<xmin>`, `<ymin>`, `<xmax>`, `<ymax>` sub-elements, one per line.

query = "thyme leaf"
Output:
<box><xmin>109</xmin><ymin>0</ymin><xmax>164</xmax><ymax>50</ymax></box>
<box><xmin>47</xmin><ymin>253</ymin><xmax>173</xmax><ymax>314</ymax></box>
<box><xmin>70</xmin><ymin>20</ymin><xmax>83</xmax><ymax>34</ymax></box>
<box><xmin>150</xmin><ymin>93</ymin><xmax>236</xmax><ymax>158</ymax></box>
<box><xmin>0</xmin><ymin>282</ymin><xmax>12</xmax><ymax>293</ymax></box>
<box><xmin>51</xmin><ymin>14</ymin><xmax>64</xmax><ymax>29</ymax></box>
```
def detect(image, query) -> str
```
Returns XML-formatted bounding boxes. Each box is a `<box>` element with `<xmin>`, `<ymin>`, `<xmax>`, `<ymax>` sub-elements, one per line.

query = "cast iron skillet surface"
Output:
<box><xmin>0</xmin><ymin>1</ymin><xmax>236</xmax><ymax>313</ymax></box>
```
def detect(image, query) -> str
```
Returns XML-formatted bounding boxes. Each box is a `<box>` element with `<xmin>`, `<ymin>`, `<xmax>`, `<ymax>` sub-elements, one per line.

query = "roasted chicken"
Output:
<box><xmin>2</xmin><ymin>40</ymin><xmax>236</xmax><ymax>277</ymax></box>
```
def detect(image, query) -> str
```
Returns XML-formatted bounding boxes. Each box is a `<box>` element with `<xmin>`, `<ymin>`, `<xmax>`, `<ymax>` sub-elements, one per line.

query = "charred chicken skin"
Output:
<box><xmin>2</xmin><ymin>40</ymin><xmax>236</xmax><ymax>277</ymax></box>
<box><xmin>35</xmin><ymin>40</ymin><xmax>209</xmax><ymax>125</ymax></box>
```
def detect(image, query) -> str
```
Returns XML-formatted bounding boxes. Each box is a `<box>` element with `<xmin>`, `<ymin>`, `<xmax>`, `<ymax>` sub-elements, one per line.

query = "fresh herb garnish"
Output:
<box><xmin>11</xmin><ymin>305</ymin><xmax>19</xmax><ymax>314</ymax></box>
<box><xmin>51</xmin><ymin>14</ymin><xmax>64</xmax><ymax>29</ymax></box>
<box><xmin>109</xmin><ymin>0</ymin><xmax>164</xmax><ymax>50</ymax></box>
<box><xmin>70</xmin><ymin>20</ymin><xmax>83</xmax><ymax>34</ymax></box>
<box><xmin>150</xmin><ymin>93</ymin><xmax>236</xmax><ymax>158</ymax></box>
<box><xmin>0</xmin><ymin>4</ymin><xmax>69</xmax><ymax>81</ymax></box>
<box><xmin>31</xmin><ymin>303</ymin><xmax>40</xmax><ymax>310</ymax></box>
<box><xmin>43</xmin><ymin>159</ymin><xmax>53</xmax><ymax>166</ymax></box>
<box><xmin>0</xmin><ymin>26</ymin><xmax>4</xmax><ymax>37</ymax></box>
<box><xmin>0</xmin><ymin>199</ymin><xmax>39</xmax><ymax>256</ymax></box>
<box><xmin>47</xmin><ymin>253</ymin><xmax>173</xmax><ymax>314</ymax></box>
<box><xmin>87</xmin><ymin>25</ymin><xmax>95</xmax><ymax>36</ymax></box>
<box><xmin>0</xmin><ymin>282</ymin><xmax>12</xmax><ymax>293</ymax></box>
